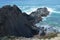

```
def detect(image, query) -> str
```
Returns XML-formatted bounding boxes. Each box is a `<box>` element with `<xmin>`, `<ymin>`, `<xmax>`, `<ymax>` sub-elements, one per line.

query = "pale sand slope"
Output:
<box><xmin>8</xmin><ymin>33</ymin><xmax>60</xmax><ymax>40</ymax></box>
<box><xmin>1</xmin><ymin>33</ymin><xmax>60</xmax><ymax>40</ymax></box>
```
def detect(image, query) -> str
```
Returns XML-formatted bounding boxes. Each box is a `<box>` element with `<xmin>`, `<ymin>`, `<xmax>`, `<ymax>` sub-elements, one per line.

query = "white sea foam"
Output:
<box><xmin>20</xmin><ymin>6</ymin><xmax>56</xmax><ymax>15</ymax></box>
<box><xmin>24</xmin><ymin>7</ymin><xmax>37</xmax><ymax>15</ymax></box>
<box><xmin>20</xmin><ymin>6</ymin><xmax>60</xmax><ymax>33</ymax></box>
<box><xmin>41</xmin><ymin>7</ymin><xmax>58</xmax><ymax>21</ymax></box>
<box><xmin>47</xmin><ymin>7</ymin><xmax>60</xmax><ymax>13</ymax></box>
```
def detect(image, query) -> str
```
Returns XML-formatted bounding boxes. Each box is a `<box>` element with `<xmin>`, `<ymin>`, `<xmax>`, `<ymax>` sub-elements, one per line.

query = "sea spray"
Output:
<box><xmin>35</xmin><ymin>7</ymin><xmax>59</xmax><ymax>34</ymax></box>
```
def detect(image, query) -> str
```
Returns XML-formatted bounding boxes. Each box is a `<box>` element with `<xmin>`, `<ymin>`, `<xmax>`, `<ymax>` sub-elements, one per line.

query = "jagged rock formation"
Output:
<box><xmin>0</xmin><ymin>5</ymin><xmax>49</xmax><ymax>38</ymax></box>
<box><xmin>0</xmin><ymin>5</ymin><xmax>39</xmax><ymax>38</ymax></box>
<box><xmin>30</xmin><ymin>7</ymin><xmax>49</xmax><ymax>24</ymax></box>
<box><xmin>30</xmin><ymin>7</ymin><xmax>49</xmax><ymax>37</ymax></box>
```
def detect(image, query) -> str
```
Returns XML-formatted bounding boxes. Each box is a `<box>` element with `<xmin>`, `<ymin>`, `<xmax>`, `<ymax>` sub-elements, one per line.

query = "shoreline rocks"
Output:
<box><xmin>0</xmin><ymin>5</ymin><xmax>49</xmax><ymax>38</ymax></box>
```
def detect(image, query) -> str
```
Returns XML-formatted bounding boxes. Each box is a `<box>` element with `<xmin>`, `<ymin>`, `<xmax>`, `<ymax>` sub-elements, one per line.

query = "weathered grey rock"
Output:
<box><xmin>0</xmin><ymin>5</ymin><xmax>38</xmax><ymax>38</ymax></box>
<box><xmin>0</xmin><ymin>5</ymin><xmax>49</xmax><ymax>38</ymax></box>
<box><xmin>30</xmin><ymin>7</ymin><xmax>49</xmax><ymax>24</ymax></box>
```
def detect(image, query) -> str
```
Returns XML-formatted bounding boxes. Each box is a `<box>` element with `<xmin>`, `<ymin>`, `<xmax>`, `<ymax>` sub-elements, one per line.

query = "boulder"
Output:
<box><xmin>0</xmin><ymin>5</ymin><xmax>38</xmax><ymax>38</ymax></box>
<box><xmin>0</xmin><ymin>5</ymin><xmax>49</xmax><ymax>38</ymax></box>
<box><xmin>30</xmin><ymin>7</ymin><xmax>49</xmax><ymax>24</ymax></box>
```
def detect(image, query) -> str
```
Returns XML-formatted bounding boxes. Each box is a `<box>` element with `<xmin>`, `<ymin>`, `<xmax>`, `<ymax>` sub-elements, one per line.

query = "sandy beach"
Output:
<box><xmin>1</xmin><ymin>33</ymin><xmax>60</xmax><ymax>40</ymax></box>
<box><xmin>17</xmin><ymin>33</ymin><xmax>60</xmax><ymax>40</ymax></box>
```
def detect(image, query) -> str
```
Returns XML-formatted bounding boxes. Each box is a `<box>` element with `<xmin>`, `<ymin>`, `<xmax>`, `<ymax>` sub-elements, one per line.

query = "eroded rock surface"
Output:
<box><xmin>30</xmin><ymin>7</ymin><xmax>49</xmax><ymax>24</ymax></box>
<box><xmin>0</xmin><ymin>5</ymin><xmax>49</xmax><ymax>38</ymax></box>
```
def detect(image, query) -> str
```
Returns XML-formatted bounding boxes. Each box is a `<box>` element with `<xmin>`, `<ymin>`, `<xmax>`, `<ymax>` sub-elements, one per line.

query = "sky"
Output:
<box><xmin>0</xmin><ymin>0</ymin><xmax>60</xmax><ymax>7</ymax></box>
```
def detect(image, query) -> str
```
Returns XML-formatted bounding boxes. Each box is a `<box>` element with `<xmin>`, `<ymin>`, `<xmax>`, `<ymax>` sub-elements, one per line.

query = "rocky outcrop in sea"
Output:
<box><xmin>0</xmin><ymin>5</ymin><xmax>49</xmax><ymax>38</ymax></box>
<box><xmin>30</xmin><ymin>7</ymin><xmax>49</xmax><ymax>24</ymax></box>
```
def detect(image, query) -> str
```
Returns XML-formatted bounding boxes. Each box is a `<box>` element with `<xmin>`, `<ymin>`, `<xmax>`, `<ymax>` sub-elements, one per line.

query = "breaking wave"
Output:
<box><xmin>20</xmin><ymin>6</ymin><xmax>60</xmax><ymax>33</ymax></box>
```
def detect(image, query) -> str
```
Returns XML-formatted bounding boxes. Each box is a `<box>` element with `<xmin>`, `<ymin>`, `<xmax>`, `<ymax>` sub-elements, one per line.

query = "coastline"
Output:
<box><xmin>18</xmin><ymin>33</ymin><xmax>60</xmax><ymax>40</ymax></box>
<box><xmin>1</xmin><ymin>33</ymin><xmax>60</xmax><ymax>40</ymax></box>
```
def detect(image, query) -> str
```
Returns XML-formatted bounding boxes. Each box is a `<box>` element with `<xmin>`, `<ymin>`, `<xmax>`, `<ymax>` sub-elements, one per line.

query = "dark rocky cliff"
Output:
<box><xmin>0</xmin><ymin>5</ymin><xmax>49</xmax><ymax>38</ymax></box>
<box><xmin>0</xmin><ymin>5</ymin><xmax>39</xmax><ymax>38</ymax></box>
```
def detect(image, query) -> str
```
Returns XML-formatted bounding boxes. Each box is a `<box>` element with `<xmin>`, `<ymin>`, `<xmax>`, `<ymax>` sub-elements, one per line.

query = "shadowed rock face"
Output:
<box><xmin>0</xmin><ymin>5</ymin><xmax>49</xmax><ymax>38</ymax></box>
<box><xmin>0</xmin><ymin>5</ymin><xmax>37</xmax><ymax>37</ymax></box>
<box><xmin>30</xmin><ymin>7</ymin><xmax>49</xmax><ymax>24</ymax></box>
<box><xmin>30</xmin><ymin>7</ymin><xmax>49</xmax><ymax>37</ymax></box>
<box><xmin>0</xmin><ymin>5</ymin><xmax>39</xmax><ymax>38</ymax></box>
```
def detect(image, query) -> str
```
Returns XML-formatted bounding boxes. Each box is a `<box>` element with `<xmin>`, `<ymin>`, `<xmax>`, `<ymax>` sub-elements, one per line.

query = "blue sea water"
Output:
<box><xmin>44</xmin><ymin>13</ymin><xmax>60</xmax><ymax>26</ymax></box>
<box><xmin>20</xmin><ymin>5</ymin><xmax>60</xmax><ymax>32</ymax></box>
<box><xmin>0</xmin><ymin>0</ymin><xmax>60</xmax><ymax>33</ymax></box>
<box><xmin>0</xmin><ymin>0</ymin><xmax>59</xmax><ymax>36</ymax></box>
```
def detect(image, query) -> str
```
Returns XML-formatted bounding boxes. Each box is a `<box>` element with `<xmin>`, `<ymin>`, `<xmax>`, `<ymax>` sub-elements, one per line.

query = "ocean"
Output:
<box><xmin>20</xmin><ymin>5</ymin><xmax>60</xmax><ymax>32</ymax></box>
